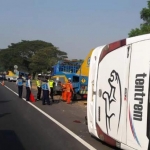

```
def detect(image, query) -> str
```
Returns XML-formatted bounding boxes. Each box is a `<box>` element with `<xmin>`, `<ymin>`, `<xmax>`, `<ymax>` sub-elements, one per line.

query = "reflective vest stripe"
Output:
<box><xmin>36</xmin><ymin>80</ymin><xmax>40</xmax><ymax>87</ymax></box>
<box><xmin>18</xmin><ymin>79</ymin><xmax>23</xmax><ymax>86</ymax></box>
<box><xmin>42</xmin><ymin>83</ymin><xmax>48</xmax><ymax>90</ymax></box>
<box><xmin>49</xmin><ymin>80</ymin><xmax>54</xmax><ymax>88</ymax></box>
<box><xmin>26</xmin><ymin>80</ymin><xmax>29</xmax><ymax>87</ymax></box>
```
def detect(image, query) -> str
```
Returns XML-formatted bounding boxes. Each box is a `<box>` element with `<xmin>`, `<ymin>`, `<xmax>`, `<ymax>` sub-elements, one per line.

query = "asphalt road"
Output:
<box><xmin>0</xmin><ymin>81</ymin><xmax>118</xmax><ymax>150</ymax></box>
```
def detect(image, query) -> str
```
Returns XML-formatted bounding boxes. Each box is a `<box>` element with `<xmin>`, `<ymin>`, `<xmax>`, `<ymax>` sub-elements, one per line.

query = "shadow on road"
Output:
<box><xmin>51</xmin><ymin>100</ymin><xmax>60</xmax><ymax>105</ymax></box>
<box><xmin>0</xmin><ymin>130</ymin><xmax>25</xmax><ymax>150</ymax></box>
<box><xmin>0</xmin><ymin>100</ymin><xmax>11</xmax><ymax>104</ymax></box>
<box><xmin>0</xmin><ymin>113</ymin><xmax>11</xmax><ymax>118</ymax></box>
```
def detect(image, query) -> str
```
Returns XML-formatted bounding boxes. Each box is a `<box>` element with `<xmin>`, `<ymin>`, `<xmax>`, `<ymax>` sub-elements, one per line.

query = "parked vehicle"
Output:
<box><xmin>87</xmin><ymin>34</ymin><xmax>150</xmax><ymax>150</ymax></box>
<box><xmin>0</xmin><ymin>75</ymin><xmax>3</xmax><ymax>80</ymax></box>
<box><xmin>0</xmin><ymin>74</ymin><xmax>6</xmax><ymax>80</ymax></box>
<box><xmin>51</xmin><ymin>49</ymin><xmax>93</xmax><ymax>99</ymax></box>
<box><xmin>5</xmin><ymin>71</ymin><xmax>26</xmax><ymax>82</ymax></box>
<box><xmin>5</xmin><ymin>71</ymin><xmax>17</xmax><ymax>82</ymax></box>
<box><xmin>76</xmin><ymin>49</ymin><xmax>93</xmax><ymax>99</ymax></box>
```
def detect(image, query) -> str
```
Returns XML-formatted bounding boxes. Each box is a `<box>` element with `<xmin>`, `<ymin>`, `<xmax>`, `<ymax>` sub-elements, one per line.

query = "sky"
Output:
<box><xmin>0</xmin><ymin>0</ymin><xmax>147</xmax><ymax>59</ymax></box>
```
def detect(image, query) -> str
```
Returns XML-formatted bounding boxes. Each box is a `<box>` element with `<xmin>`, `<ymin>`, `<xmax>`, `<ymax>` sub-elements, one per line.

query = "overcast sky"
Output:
<box><xmin>0</xmin><ymin>0</ymin><xmax>147</xmax><ymax>59</ymax></box>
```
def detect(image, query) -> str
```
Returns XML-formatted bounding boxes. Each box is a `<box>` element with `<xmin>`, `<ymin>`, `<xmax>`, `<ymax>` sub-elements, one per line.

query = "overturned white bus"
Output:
<box><xmin>87</xmin><ymin>34</ymin><xmax>150</xmax><ymax>150</ymax></box>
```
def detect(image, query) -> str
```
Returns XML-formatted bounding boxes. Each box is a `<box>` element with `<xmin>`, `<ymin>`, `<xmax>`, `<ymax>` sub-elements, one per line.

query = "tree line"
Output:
<box><xmin>1</xmin><ymin>1</ymin><xmax>148</xmax><ymax>76</ymax></box>
<box><xmin>128</xmin><ymin>1</ymin><xmax>150</xmax><ymax>37</ymax></box>
<box><xmin>0</xmin><ymin>40</ymin><xmax>68</xmax><ymax>78</ymax></box>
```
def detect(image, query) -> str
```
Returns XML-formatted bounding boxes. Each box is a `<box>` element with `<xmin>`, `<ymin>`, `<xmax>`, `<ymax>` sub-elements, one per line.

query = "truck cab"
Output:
<box><xmin>51</xmin><ymin>50</ymin><xmax>93</xmax><ymax>99</ymax></box>
<box><xmin>51</xmin><ymin>60</ymin><xmax>83</xmax><ymax>96</ymax></box>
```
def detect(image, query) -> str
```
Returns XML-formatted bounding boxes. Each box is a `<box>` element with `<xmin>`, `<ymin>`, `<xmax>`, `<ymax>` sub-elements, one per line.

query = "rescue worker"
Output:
<box><xmin>41</xmin><ymin>77</ymin><xmax>50</xmax><ymax>105</ymax></box>
<box><xmin>65</xmin><ymin>78</ymin><xmax>74</xmax><ymax>104</ymax></box>
<box><xmin>61</xmin><ymin>82</ymin><xmax>66</xmax><ymax>101</ymax></box>
<box><xmin>26</xmin><ymin>74</ymin><xmax>32</xmax><ymax>101</ymax></box>
<box><xmin>48</xmin><ymin>76</ymin><xmax>55</xmax><ymax>102</ymax></box>
<box><xmin>36</xmin><ymin>76</ymin><xmax>41</xmax><ymax>100</ymax></box>
<box><xmin>16</xmin><ymin>74</ymin><xmax>23</xmax><ymax>98</ymax></box>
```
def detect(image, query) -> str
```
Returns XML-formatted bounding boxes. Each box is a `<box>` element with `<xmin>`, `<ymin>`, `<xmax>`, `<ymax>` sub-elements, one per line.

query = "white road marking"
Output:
<box><xmin>1</xmin><ymin>82</ymin><xmax>97</xmax><ymax>150</ymax></box>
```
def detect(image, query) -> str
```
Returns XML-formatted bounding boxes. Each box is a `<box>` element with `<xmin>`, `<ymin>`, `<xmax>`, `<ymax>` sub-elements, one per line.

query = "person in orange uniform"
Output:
<box><xmin>60</xmin><ymin>82</ymin><xmax>66</xmax><ymax>101</ymax></box>
<box><xmin>65</xmin><ymin>78</ymin><xmax>74</xmax><ymax>104</ymax></box>
<box><xmin>58</xmin><ymin>81</ymin><xmax>66</xmax><ymax>101</ymax></box>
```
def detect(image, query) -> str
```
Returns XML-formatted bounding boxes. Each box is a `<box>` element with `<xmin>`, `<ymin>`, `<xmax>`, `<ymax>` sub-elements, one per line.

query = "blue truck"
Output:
<box><xmin>51</xmin><ymin>49</ymin><xmax>93</xmax><ymax>99</ymax></box>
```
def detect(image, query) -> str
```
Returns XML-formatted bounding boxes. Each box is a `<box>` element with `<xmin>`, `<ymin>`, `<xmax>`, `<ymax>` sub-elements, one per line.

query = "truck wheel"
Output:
<box><xmin>72</xmin><ymin>94</ymin><xmax>77</xmax><ymax>101</ymax></box>
<box><xmin>81</xmin><ymin>95</ymin><xmax>87</xmax><ymax>100</ymax></box>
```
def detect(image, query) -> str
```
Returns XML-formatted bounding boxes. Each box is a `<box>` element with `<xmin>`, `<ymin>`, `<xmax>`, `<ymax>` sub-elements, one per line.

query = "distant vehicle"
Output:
<box><xmin>87</xmin><ymin>34</ymin><xmax>150</xmax><ymax>150</ymax></box>
<box><xmin>5</xmin><ymin>71</ymin><xmax>26</xmax><ymax>82</ymax></box>
<box><xmin>5</xmin><ymin>71</ymin><xmax>17</xmax><ymax>82</ymax></box>
<box><xmin>0</xmin><ymin>75</ymin><xmax>3</xmax><ymax>80</ymax></box>
<box><xmin>0</xmin><ymin>74</ymin><xmax>6</xmax><ymax>80</ymax></box>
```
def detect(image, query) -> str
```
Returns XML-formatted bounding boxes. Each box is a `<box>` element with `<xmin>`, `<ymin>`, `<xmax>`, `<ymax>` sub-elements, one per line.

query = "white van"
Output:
<box><xmin>87</xmin><ymin>34</ymin><xmax>150</xmax><ymax>150</ymax></box>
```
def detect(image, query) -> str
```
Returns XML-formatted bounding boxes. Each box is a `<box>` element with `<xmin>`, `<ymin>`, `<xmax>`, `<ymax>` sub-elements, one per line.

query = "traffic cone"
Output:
<box><xmin>1</xmin><ymin>80</ymin><xmax>4</xmax><ymax>86</ymax></box>
<box><xmin>29</xmin><ymin>93</ymin><xmax>36</xmax><ymax>102</ymax></box>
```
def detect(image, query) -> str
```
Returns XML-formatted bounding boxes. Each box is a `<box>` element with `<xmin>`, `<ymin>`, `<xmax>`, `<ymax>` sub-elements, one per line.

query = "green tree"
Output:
<box><xmin>128</xmin><ymin>1</ymin><xmax>150</xmax><ymax>37</ymax></box>
<box><xmin>30</xmin><ymin>46</ymin><xmax>68</xmax><ymax>77</ymax></box>
<box><xmin>0</xmin><ymin>40</ymin><xmax>68</xmax><ymax>78</ymax></box>
<box><xmin>0</xmin><ymin>48</ymin><xmax>18</xmax><ymax>70</ymax></box>
<box><xmin>7</xmin><ymin>40</ymin><xmax>54</xmax><ymax>71</ymax></box>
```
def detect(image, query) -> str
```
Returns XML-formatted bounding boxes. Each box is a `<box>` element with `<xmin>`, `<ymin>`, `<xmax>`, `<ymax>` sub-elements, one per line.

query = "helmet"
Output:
<box><xmin>68</xmin><ymin>78</ymin><xmax>71</xmax><ymax>81</ymax></box>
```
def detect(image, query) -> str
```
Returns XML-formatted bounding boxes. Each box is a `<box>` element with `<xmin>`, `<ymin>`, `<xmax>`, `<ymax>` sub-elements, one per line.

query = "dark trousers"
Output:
<box><xmin>42</xmin><ymin>90</ymin><xmax>50</xmax><ymax>105</ymax></box>
<box><xmin>26</xmin><ymin>87</ymin><xmax>31</xmax><ymax>101</ymax></box>
<box><xmin>50</xmin><ymin>88</ymin><xmax>54</xmax><ymax>100</ymax></box>
<box><xmin>18</xmin><ymin>86</ymin><xmax>23</xmax><ymax>98</ymax></box>
<box><xmin>37</xmin><ymin>87</ymin><xmax>41</xmax><ymax>100</ymax></box>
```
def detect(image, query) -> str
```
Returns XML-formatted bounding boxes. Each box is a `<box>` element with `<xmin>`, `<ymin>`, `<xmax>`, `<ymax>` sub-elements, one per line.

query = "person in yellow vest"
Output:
<box><xmin>48</xmin><ymin>76</ymin><xmax>55</xmax><ymax>102</ymax></box>
<box><xmin>36</xmin><ymin>75</ymin><xmax>42</xmax><ymax>101</ymax></box>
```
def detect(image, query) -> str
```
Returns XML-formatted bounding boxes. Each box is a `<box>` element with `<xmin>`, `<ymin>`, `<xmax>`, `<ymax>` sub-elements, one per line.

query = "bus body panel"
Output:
<box><xmin>127</xmin><ymin>34</ymin><xmax>150</xmax><ymax>45</ymax></box>
<box><xmin>87</xmin><ymin>46</ymin><xmax>104</xmax><ymax>138</ymax></box>
<box><xmin>96</xmin><ymin>45</ymin><xmax>127</xmax><ymax>144</ymax></box>
<box><xmin>127</xmin><ymin>40</ymin><xmax>150</xmax><ymax>150</ymax></box>
<box><xmin>87</xmin><ymin>34</ymin><xmax>150</xmax><ymax>150</ymax></box>
<box><xmin>120</xmin><ymin>44</ymin><xmax>132</xmax><ymax>145</ymax></box>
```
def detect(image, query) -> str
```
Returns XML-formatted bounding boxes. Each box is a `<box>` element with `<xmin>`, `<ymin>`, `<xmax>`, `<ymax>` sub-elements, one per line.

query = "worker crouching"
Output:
<box><xmin>65</xmin><ymin>78</ymin><xmax>74</xmax><ymax>104</ymax></box>
<box><xmin>41</xmin><ymin>78</ymin><xmax>50</xmax><ymax>105</ymax></box>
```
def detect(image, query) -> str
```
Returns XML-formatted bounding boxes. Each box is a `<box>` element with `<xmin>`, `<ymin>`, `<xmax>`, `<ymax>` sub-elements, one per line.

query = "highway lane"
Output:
<box><xmin>0</xmin><ymin>84</ymin><xmax>89</xmax><ymax>150</ymax></box>
<box><xmin>0</xmin><ymin>81</ymin><xmax>118</xmax><ymax>150</ymax></box>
